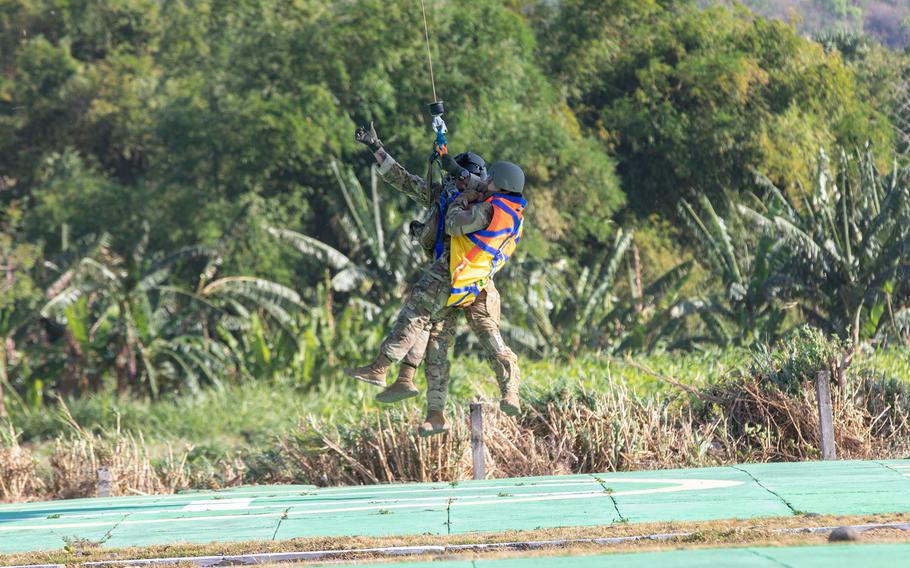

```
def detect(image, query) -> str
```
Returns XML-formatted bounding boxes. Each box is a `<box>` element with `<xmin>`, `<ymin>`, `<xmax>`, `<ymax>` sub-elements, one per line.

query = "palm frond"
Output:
<box><xmin>40</xmin><ymin>287</ymin><xmax>85</xmax><ymax>319</ymax></box>
<box><xmin>579</xmin><ymin>229</ymin><xmax>632</xmax><ymax>326</ymax></box>
<box><xmin>268</xmin><ymin>227</ymin><xmax>353</xmax><ymax>271</ymax></box>
<box><xmin>202</xmin><ymin>276</ymin><xmax>303</xmax><ymax>328</ymax></box>
<box><xmin>737</xmin><ymin>205</ymin><xmax>830</xmax><ymax>268</ymax></box>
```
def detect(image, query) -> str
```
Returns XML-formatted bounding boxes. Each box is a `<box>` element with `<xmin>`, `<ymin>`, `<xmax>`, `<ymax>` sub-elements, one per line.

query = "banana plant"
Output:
<box><xmin>678</xmin><ymin>194</ymin><xmax>790</xmax><ymax>346</ymax></box>
<box><xmin>737</xmin><ymin>147</ymin><xmax>910</xmax><ymax>346</ymax></box>
<box><xmin>269</xmin><ymin>160</ymin><xmax>427</xmax><ymax>382</ymax></box>
<box><xmin>510</xmin><ymin>228</ymin><xmax>632</xmax><ymax>354</ymax></box>
<box><xmin>507</xmin><ymin>228</ymin><xmax>697</xmax><ymax>355</ymax></box>
<box><xmin>40</xmin><ymin>228</ymin><xmax>304</xmax><ymax>396</ymax></box>
<box><xmin>269</xmin><ymin>161</ymin><xmax>424</xmax><ymax>308</ymax></box>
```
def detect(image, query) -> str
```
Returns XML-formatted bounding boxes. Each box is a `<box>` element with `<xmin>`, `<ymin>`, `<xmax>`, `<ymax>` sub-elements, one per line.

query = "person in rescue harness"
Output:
<box><xmin>415</xmin><ymin>159</ymin><xmax>527</xmax><ymax>435</ymax></box>
<box><xmin>346</xmin><ymin>122</ymin><xmax>487</xmax><ymax>402</ymax></box>
<box><xmin>347</xmin><ymin>123</ymin><xmax>526</xmax><ymax>436</ymax></box>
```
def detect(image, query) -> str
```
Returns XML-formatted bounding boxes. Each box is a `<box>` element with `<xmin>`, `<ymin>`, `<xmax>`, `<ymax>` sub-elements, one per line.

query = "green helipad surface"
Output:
<box><xmin>1</xmin><ymin>460</ymin><xmax>908</xmax><ymax>554</ymax></box>
<box><xmin>348</xmin><ymin>543</ymin><xmax>910</xmax><ymax>567</ymax></box>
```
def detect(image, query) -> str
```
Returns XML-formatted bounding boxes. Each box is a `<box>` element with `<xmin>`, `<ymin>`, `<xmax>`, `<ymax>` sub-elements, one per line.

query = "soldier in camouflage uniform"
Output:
<box><xmin>345</xmin><ymin>123</ymin><xmax>521</xmax><ymax>436</ymax></box>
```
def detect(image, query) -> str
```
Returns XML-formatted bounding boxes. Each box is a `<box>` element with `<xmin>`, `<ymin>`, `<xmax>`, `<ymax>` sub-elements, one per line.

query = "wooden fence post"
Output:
<box><xmin>470</xmin><ymin>403</ymin><xmax>485</xmax><ymax>480</ymax></box>
<box><xmin>815</xmin><ymin>371</ymin><xmax>837</xmax><ymax>461</ymax></box>
<box><xmin>97</xmin><ymin>467</ymin><xmax>112</xmax><ymax>497</ymax></box>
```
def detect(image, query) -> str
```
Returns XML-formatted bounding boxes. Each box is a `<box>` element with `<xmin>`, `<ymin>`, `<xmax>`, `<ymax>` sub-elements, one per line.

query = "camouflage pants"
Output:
<box><xmin>378</xmin><ymin>257</ymin><xmax>520</xmax><ymax>413</ymax></box>
<box><xmin>378</xmin><ymin>256</ymin><xmax>451</xmax><ymax>365</ymax></box>
<box><xmin>424</xmin><ymin>283</ymin><xmax>521</xmax><ymax>413</ymax></box>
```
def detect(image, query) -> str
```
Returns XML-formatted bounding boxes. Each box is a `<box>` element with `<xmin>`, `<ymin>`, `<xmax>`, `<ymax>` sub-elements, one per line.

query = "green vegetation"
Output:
<box><xmin>712</xmin><ymin>1</ymin><xmax>910</xmax><ymax>48</ymax></box>
<box><xmin>4</xmin><ymin>0</ymin><xmax>908</xmax><ymax>399</ymax></box>
<box><xmin>6</xmin><ymin>351</ymin><xmax>747</xmax><ymax>447</ymax></box>
<box><xmin>4</xmin><ymin>0</ymin><xmax>910</xmax><ymax>499</ymax></box>
<box><xmin>4</xmin><ymin>339</ymin><xmax>909</xmax><ymax>500</ymax></box>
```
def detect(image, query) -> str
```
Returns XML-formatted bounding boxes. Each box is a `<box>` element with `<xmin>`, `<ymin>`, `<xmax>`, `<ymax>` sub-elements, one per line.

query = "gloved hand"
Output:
<box><xmin>354</xmin><ymin>122</ymin><xmax>382</xmax><ymax>149</ymax></box>
<box><xmin>454</xmin><ymin>188</ymin><xmax>484</xmax><ymax>207</ymax></box>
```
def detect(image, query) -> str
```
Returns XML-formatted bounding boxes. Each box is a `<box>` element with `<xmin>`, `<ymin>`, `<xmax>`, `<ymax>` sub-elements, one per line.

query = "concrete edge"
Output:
<box><xmin>19</xmin><ymin>536</ymin><xmax>692</xmax><ymax>568</ymax></box>
<box><xmin>7</xmin><ymin>523</ymin><xmax>910</xmax><ymax>568</ymax></box>
<box><xmin>778</xmin><ymin>523</ymin><xmax>910</xmax><ymax>534</ymax></box>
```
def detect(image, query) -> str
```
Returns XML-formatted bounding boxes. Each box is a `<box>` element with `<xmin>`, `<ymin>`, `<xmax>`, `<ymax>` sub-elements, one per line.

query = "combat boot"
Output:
<box><xmin>500</xmin><ymin>391</ymin><xmax>520</xmax><ymax>416</ymax></box>
<box><xmin>343</xmin><ymin>353</ymin><xmax>392</xmax><ymax>387</ymax></box>
<box><xmin>498</xmin><ymin>376</ymin><xmax>521</xmax><ymax>417</ymax></box>
<box><xmin>417</xmin><ymin>410</ymin><xmax>449</xmax><ymax>437</ymax></box>
<box><xmin>375</xmin><ymin>363</ymin><xmax>420</xmax><ymax>403</ymax></box>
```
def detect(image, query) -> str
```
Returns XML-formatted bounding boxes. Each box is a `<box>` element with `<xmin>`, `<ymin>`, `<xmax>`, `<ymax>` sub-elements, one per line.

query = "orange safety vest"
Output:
<box><xmin>447</xmin><ymin>194</ymin><xmax>526</xmax><ymax>307</ymax></box>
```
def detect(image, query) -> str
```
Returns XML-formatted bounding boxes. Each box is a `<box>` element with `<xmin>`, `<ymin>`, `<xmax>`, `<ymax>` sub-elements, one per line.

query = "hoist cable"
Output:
<box><xmin>418</xmin><ymin>0</ymin><xmax>438</xmax><ymax>103</ymax></box>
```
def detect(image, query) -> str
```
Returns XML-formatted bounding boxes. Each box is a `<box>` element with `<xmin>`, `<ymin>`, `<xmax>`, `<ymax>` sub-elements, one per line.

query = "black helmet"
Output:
<box><xmin>454</xmin><ymin>151</ymin><xmax>486</xmax><ymax>177</ymax></box>
<box><xmin>488</xmin><ymin>161</ymin><xmax>524</xmax><ymax>194</ymax></box>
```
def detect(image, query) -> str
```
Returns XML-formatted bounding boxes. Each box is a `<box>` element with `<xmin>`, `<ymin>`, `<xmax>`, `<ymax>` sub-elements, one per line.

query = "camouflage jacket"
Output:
<box><xmin>377</xmin><ymin>150</ymin><xmax>486</xmax><ymax>258</ymax></box>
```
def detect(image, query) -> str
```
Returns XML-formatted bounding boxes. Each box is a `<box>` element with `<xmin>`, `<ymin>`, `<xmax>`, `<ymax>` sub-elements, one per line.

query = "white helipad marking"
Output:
<box><xmin>0</xmin><ymin>481</ymin><xmax>629</xmax><ymax>521</ymax></box>
<box><xmin>0</xmin><ymin>478</ymin><xmax>741</xmax><ymax>532</ymax></box>
<box><xmin>287</xmin><ymin>478</ymin><xmax>743</xmax><ymax>516</ymax></box>
<box><xmin>274</xmin><ymin>480</ymin><xmax>606</xmax><ymax>499</ymax></box>
<box><xmin>0</xmin><ymin>481</ymin><xmax>600</xmax><ymax>513</ymax></box>
<box><xmin>182</xmin><ymin>498</ymin><xmax>252</xmax><ymax>512</ymax></box>
<box><xmin>35</xmin><ymin>484</ymin><xmax>613</xmax><ymax>520</ymax></box>
<box><xmin>0</xmin><ymin>512</ymin><xmax>284</xmax><ymax>531</ymax></box>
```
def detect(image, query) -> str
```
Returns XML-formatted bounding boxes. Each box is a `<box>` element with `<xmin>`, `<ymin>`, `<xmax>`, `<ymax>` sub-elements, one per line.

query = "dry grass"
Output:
<box><xmin>2</xmin><ymin>513</ymin><xmax>908</xmax><ymax>567</ymax></box>
<box><xmin>258</xmin><ymin>376</ymin><xmax>910</xmax><ymax>486</ymax></box>
<box><xmin>0</xmin><ymin>423</ymin><xmax>44</xmax><ymax>501</ymax></box>
<box><xmin>1</xmin><ymin>403</ymin><xmax>244</xmax><ymax>503</ymax></box>
<box><xmin>269</xmin><ymin>412</ymin><xmax>473</xmax><ymax>485</ymax></box>
<box><xmin>3</xmin><ymin>371</ymin><xmax>909</xmax><ymax>502</ymax></box>
<box><xmin>46</xmin><ymin>402</ymin><xmax>193</xmax><ymax>499</ymax></box>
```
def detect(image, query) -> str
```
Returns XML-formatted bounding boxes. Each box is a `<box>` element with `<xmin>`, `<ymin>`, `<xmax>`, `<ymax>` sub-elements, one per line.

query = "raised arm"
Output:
<box><xmin>355</xmin><ymin>123</ymin><xmax>434</xmax><ymax>207</ymax></box>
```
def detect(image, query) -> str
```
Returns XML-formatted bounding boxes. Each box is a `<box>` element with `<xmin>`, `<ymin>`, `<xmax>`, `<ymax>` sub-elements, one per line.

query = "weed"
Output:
<box><xmin>0</xmin><ymin>423</ymin><xmax>43</xmax><ymax>501</ymax></box>
<box><xmin>62</xmin><ymin>536</ymin><xmax>102</xmax><ymax>555</ymax></box>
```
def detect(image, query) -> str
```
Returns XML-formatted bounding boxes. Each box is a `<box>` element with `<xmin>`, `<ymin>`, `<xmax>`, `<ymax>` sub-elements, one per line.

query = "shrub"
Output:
<box><xmin>750</xmin><ymin>325</ymin><xmax>848</xmax><ymax>393</ymax></box>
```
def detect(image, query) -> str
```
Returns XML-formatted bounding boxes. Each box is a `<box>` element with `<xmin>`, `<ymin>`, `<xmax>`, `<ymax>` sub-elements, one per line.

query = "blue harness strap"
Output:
<box><xmin>466</xmin><ymin>233</ymin><xmax>505</xmax><ymax>262</ymax></box>
<box><xmin>449</xmin><ymin>283</ymin><xmax>482</xmax><ymax>306</ymax></box>
<box><xmin>434</xmin><ymin>191</ymin><xmax>457</xmax><ymax>260</ymax></box>
<box><xmin>474</xmin><ymin>227</ymin><xmax>512</xmax><ymax>238</ymax></box>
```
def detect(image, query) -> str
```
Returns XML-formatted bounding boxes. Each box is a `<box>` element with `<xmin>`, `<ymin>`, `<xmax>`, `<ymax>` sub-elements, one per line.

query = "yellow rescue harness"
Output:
<box><xmin>447</xmin><ymin>194</ymin><xmax>526</xmax><ymax>307</ymax></box>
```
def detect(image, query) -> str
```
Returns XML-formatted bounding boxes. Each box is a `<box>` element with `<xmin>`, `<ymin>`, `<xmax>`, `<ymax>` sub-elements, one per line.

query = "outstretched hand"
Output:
<box><xmin>354</xmin><ymin>122</ymin><xmax>382</xmax><ymax>149</ymax></box>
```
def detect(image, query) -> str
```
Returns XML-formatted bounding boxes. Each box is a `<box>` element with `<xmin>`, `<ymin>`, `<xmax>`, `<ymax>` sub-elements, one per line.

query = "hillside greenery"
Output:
<box><xmin>4</xmin><ymin>0</ymin><xmax>910</xmax><ymax>424</ymax></box>
<box><xmin>709</xmin><ymin>1</ymin><xmax>910</xmax><ymax>48</ymax></box>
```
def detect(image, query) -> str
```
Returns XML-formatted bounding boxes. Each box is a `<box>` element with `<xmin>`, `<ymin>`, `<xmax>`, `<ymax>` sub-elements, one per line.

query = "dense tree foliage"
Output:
<box><xmin>540</xmin><ymin>0</ymin><xmax>892</xmax><ymax>214</ymax></box>
<box><xmin>3</xmin><ymin>0</ymin><xmax>910</xmax><ymax>406</ymax></box>
<box><xmin>710</xmin><ymin>0</ymin><xmax>910</xmax><ymax>48</ymax></box>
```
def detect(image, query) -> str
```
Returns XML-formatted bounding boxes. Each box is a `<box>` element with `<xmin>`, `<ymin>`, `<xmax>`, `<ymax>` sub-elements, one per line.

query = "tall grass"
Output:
<box><xmin>253</xmin><ymin>374</ymin><xmax>910</xmax><ymax>486</ymax></box>
<box><xmin>8</xmin><ymin>351</ymin><xmax>751</xmax><ymax>447</ymax></box>
<box><xmin>4</xmin><ymin>344</ymin><xmax>910</xmax><ymax>502</ymax></box>
<box><xmin>0</xmin><ymin>424</ymin><xmax>44</xmax><ymax>501</ymax></box>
